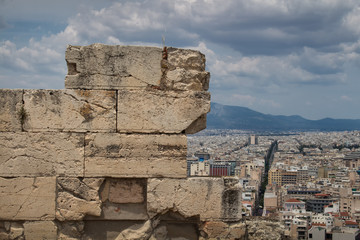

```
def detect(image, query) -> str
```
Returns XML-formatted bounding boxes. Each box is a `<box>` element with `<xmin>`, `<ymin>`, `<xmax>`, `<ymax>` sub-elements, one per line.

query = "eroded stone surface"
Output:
<box><xmin>117</xmin><ymin>90</ymin><xmax>210</xmax><ymax>133</ymax></box>
<box><xmin>0</xmin><ymin>89</ymin><xmax>23</xmax><ymax>132</ymax></box>
<box><xmin>0</xmin><ymin>177</ymin><xmax>56</xmax><ymax>220</ymax></box>
<box><xmin>167</xmin><ymin>47</ymin><xmax>206</xmax><ymax>71</ymax></box>
<box><xmin>105</xmin><ymin>178</ymin><xmax>146</xmax><ymax>204</ymax></box>
<box><xmin>65</xmin><ymin>44</ymin><xmax>162</xmax><ymax>90</ymax></box>
<box><xmin>161</xmin><ymin>47</ymin><xmax>210</xmax><ymax>91</ymax></box>
<box><xmin>56</xmin><ymin>177</ymin><xmax>104</xmax><ymax>221</ymax></box>
<box><xmin>147</xmin><ymin>177</ymin><xmax>242</xmax><ymax>221</ymax></box>
<box><xmin>23</xmin><ymin>221</ymin><xmax>57</xmax><ymax>240</ymax></box>
<box><xmin>85</xmin><ymin>133</ymin><xmax>187</xmax><ymax>158</ymax></box>
<box><xmin>0</xmin><ymin>132</ymin><xmax>84</xmax><ymax>177</ymax></box>
<box><xmin>0</xmin><ymin>222</ymin><xmax>24</xmax><ymax>240</ymax></box>
<box><xmin>85</xmin><ymin>134</ymin><xmax>187</xmax><ymax>178</ymax></box>
<box><xmin>23</xmin><ymin>89</ymin><xmax>116</xmax><ymax>132</ymax></box>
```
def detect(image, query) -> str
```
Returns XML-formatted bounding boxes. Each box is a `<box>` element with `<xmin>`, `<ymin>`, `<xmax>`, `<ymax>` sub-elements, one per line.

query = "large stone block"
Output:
<box><xmin>147</xmin><ymin>177</ymin><xmax>242</xmax><ymax>221</ymax></box>
<box><xmin>161</xmin><ymin>47</ymin><xmax>210</xmax><ymax>91</ymax></box>
<box><xmin>0</xmin><ymin>89</ymin><xmax>23</xmax><ymax>132</ymax></box>
<box><xmin>84</xmin><ymin>133</ymin><xmax>187</xmax><ymax>178</ymax></box>
<box><xmin>0</xmin><ymin>132</ymin><xmax>84</xmax><ymax>177</ymax></box>
<box><xmin>117</xmin><ymin>90</ymin><xmax>210</xmax><ymax>133</ymax></box>
<box><xmin>0</xmin><ymin>177</ymin><xmax>56</xmax><ymax>220</ymax></box>
<box><xmin>23</xmin><ymin>89</ymin><xmax>116</xmax><ymax>132</ymax></box>
<box><xmin>167</xmin><ymin>47</ymin><xmax>206</xmax><ymax>71</ymax></box>
<box><xmin>65</xmin><ymin>44</ymin><xmax>162</xmax><ymax>90</ymax></box>
<box><xmin>85</xmin><ymin>133</ymin><xmax>187</xmax><ymax>158</ymax></box>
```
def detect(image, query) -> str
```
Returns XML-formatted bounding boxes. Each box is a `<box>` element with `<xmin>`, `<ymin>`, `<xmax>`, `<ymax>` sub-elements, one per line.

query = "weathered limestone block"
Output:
<box><xmin>161</xmin><ymin>47</ymin><xmax>210</xmax><ymax>91</ymax></box>
<box><xmin>65</xmin><ymin>44</ymin><xmax>162</xmax><ymax>89</ymax></box>
<box><xmin>85</xmin><ymin>157</ymin><xmax>186</xmax><ymax>178</ymax></box>
<box><xmin>87</xmin><ymin>178</ymin><xmax>148</xmax><ymax>220</ymax></box>
<box><xmin>167</xmin><ymin>47</ymin><xmax>206</xmax><ymax>71</ymax></box>
<box><xmin>23</xmin><ymin>89</ymin><xmax>116</xmax><ymax>132</ymax></box>
<box><xmin>65</xmin><ymin>44</ymin><xmax>210</xmax><ymax>92</ymax></box>
<box><xmin>0</xmin><ymin>177</ymin><xmax>56</xmax><ymax>220</ymax></box>
<box><xmin>117</xmin><ymin>90</ymin><xmax>210</xmax><ymax>133</ymax></box>
<box><xmin>101</xmin><ymin>178</ymin><xmax>146</xmax><ymax>204</ymax></box>
<box><xmin>57</xmin><ymin>221</ymin><xmax>84</xmax><ymax>240</ymax></box>
<box><xmin>85</xmin><ymin>133</ymin><xmax>187</xmax><ymax>178</ymax></box>
<box><xmin>56</xmin><ymin>177</ymin><xmax>104</xmax><ymax>221</ymax></box>
<box><xmin>23</xmin><ymin>221</ymin><xmax>57</xmax><ymax>240</ymax></box>
<box><xmin>0</xmin><ymin>132</ymin><xmax>84</xmax><ymax>177</ymax></box>
<box><xmin>0</xmin><ymin>89</ymin><xmax>23</xmax><ymax>132</ymax></box>
<box><xmin>147</xmin><ymin>177</ymin><xmax>242</xmax><ymax>221</ymax></box>
<box><xmin>85</xmin><ymin>133</ymin><xmax>186</xmax><ymax>158</ymax></box>
<box><xmin>164</xmin><ymin>67</ymin><xmax>210</xmax><ymax>91</ymax></box>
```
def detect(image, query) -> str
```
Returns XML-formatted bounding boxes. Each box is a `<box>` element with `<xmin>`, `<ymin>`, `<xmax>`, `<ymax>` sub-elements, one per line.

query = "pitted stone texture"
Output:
<box><xmin>147</xmin><ymin>178</ymin><xmax>242</xmax><ymax>221</ymax></box>
<box><xmin>164</xmin><ymin>67</ymin><xmax>210</xmax><ymax>91</ymax></box>
<box><xmin>85</xmin><ymin>134</ymin><xmax>187</xmax><ymax>178</ymax></box>
<box><xmin>23</xmin><ymin>89</ymin><xmax>116</xmax><ymax>132</ymax></box>
<box><xmin>0</xmin><ymin>132</ymin><xmax>84</xmax><ymax>177</ymax></box>
<box><xmin>0</xmin><ymin>89</ymin><xmax>23</xmax><ymax>132</ymax></box>
<box><xmin>23</xmin><ymin>221</ymin><xmax>57</xmax><ymax>240</ymax></box>
<box><xmin>246</xmin><ymin>219</ymin><xmax>284</xmax><ymax>240</ymax></box>
<box><xmin>0</xmin><ymin>177</ymin><xmax>56</xmax><ymax>220</ymax></box>
<box><xmin>117</xmin><ymin>90</ymin><xmax>210</xmax><ymax>133</ymax></box>
<box><xmin>167</xmin><ymin>47</ymin><xmax>206</xmax><ymax>71</ymax></box>
<box><xmin>65</xmin><ymin>44</ymin><xmax>162</xmax><ymax>89</ymax></box>
<box><xmin>56</xmin><ymin>177</ymin><xmax>104</xmax><ymax>221</ymax></box>
<box><xmin>161</xmin><ymin>47</ymin><xmax>210</xmax><ymax>91</ymax></box>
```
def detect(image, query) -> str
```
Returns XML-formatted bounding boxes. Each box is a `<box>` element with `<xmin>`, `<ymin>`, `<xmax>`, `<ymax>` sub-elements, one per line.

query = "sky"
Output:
<box><xmin>1</xmin><ymin>0</ymin><xmax>360</xmax><ymax>120</ymax></box>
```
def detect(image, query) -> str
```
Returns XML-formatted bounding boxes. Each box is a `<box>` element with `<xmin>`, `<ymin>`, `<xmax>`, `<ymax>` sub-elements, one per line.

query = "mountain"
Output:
<box><xmin>207</xmin><ymin>102</ymin><xmax>360</xmax><ymax>131</ymax></box>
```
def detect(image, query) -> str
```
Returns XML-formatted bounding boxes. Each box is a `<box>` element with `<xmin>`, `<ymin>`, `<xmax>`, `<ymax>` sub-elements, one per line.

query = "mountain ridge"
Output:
<box><xmin>207</xmin><ymin>102</ymin><xmax>360</xmax><ymax>131</ymax></box>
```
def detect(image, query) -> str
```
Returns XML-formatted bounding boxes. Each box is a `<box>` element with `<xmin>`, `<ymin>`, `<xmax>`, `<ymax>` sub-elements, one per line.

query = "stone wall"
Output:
<box><xmin>0</xmin><ymin>44</ymin><xmax>283</xmax><ymax>239</ymax></box>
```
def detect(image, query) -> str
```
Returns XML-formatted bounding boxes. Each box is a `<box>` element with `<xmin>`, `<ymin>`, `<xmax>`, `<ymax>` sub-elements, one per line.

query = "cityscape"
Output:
<box><xmin>188</xmin><ymin>130</ymin><xmax>360</xmax><ymax>239</ymax></box>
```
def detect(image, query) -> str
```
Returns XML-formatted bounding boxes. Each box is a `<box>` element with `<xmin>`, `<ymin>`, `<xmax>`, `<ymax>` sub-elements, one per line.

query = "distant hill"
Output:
<box><xmin>207</xmin><ymin>102</ymin><xmax>360</xmax><ymax>131</ymax></box>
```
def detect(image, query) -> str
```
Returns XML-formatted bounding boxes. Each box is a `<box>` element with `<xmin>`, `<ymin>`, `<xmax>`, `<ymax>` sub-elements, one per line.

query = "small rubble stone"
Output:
<box><xmin>56</xmin><ymin>177</ymin><xmax>104</xmax><ymax>221</ymax></box>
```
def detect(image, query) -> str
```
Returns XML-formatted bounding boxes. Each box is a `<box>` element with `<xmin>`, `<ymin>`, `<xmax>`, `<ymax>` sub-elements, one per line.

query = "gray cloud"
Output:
<box><xmin>1</xmin><ymin>0</ymin><xmax>360</xmax><ymax>119</ymax></box>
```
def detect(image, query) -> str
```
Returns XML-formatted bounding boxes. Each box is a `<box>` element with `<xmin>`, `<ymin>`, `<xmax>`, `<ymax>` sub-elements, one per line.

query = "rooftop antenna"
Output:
<box><xmin>162</xmin><ymin>31</ymin><xmax>167</xmax><ymax>60</ymax></box>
